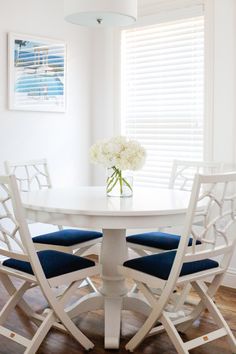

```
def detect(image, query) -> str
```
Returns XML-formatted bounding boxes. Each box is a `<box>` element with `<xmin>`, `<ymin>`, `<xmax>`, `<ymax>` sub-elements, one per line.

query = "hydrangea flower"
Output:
<box><xmin>90</xmin><ymin>136</ymin><xmax>146</xmax><ymax>171</ymax></box>
<box><xmin>90</xmin><ymin>136</ymin><xmax>146</xmax><ymax>197</ymax></box>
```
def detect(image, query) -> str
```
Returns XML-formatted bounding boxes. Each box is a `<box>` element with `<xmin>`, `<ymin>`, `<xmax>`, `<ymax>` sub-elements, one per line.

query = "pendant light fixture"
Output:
<box><xmin>64</xmin><ymin>0</ymin><xmax>137</xmax><ymax>28</ymax></box>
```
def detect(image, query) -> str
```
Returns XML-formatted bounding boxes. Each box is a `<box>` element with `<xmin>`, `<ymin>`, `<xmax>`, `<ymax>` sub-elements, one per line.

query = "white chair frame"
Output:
<box><xmin>168</xmin><ymin>159</ymin><xmax>223</xmax><ymax>191</ymax></box>
<box><xmin>4</xmin><ymin>159</ymin><xmax>102</xmax><ymax>291</ymax></box>
<box><xmin>4</xmin><ymin>159</ymin><xmax>52</xmax><ymax>192</ymax></box>
<box><xmin>119</xmin><ymin>172</ymin><xmax>236</xmax><ymax>353</ymax></box>
<box><xmin>127</xmin><ymin>160</ymin><xmax>223</xmax><ymax>306</ymax></box>
<box><xmin>127</xmin><ymin>160</ymin><xmax>223</xmax><ymax>255</ymax></box>
<box><xmin>0</xmin><ymin>175</ymin><xmax>101</xmax><ymax>353</ymax></box>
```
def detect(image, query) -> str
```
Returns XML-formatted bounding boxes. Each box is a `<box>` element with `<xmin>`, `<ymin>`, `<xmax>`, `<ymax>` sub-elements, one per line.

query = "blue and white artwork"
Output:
<box><xmin>9</xmin><ymin>33</ymin><xmax>66</xmax><ymax>112</ymax></box>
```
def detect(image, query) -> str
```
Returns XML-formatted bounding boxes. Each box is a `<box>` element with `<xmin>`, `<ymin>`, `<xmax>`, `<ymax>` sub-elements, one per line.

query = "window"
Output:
<box><xmin>121</xmin><ymin>15</ymin><xmax>204</xmax><ymax>188</ymax></box>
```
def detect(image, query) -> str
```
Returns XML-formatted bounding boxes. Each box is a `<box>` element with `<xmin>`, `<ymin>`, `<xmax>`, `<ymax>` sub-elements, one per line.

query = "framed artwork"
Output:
<box><xmin>8</xmin><ymin>33</ymin><xmax>66</xmax><ymax>112</ymax></box>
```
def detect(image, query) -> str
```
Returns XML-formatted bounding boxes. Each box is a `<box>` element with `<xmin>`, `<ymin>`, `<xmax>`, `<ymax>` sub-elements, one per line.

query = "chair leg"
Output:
<box><xmin>24</xmin><ymin>310</ymin><xmax>57</xmax><ymax>354</ymax></box>
<box><xmin>77</xmin><ymin>245</ymin><xmax>100</xmax><ymax>293</ymax></box>
<box><xmin>83</xmin><ymin>277</ymin><xmax>98</xmax><ymax>292</ymax></box>
<box><xmin>0</xmin><ymin>277</ymin><xmax>58</xmax><ymax>354</ymax></box>
<box><xmin>125</xmin><ymin>280</ymin><xmax>177</xmax><ymax>352</ymax></box>
<box><xmin>59</xmin><ymin>280</ymin><xmax>83</xmax><ymax>306</ymax></box>
<box><xmin>128</xmin><ymin>247</ymin><xmax>149</xmax><ymax>257</ymax></box>
<box><xmin>126</xmin><ymin>309</ymin><xmax>162</xmax><ymax>352</ymax></box>
<box><xmin>0</xmin><ymin>273</ymin><xmax>65</xmax><ymax>330</ymax></box>
<box><xmin>173</xmin><ymin>283</ymin><xmax>192</xmax><ymax>311</ymax></box>
<box><xmin>0</xmin><ymin>281</ymin><xmax>31</xmax><ymax>326</ymax></box>
<box><xmin>177</xmin><ymin>275</ymin><xmax>223</xmax><ymax>333</ymax></box>
<box><xmin>55</xmin><ymin>277</ymin><xmax>98</xmax><ymax>299</ymax></box>
<box><xmin>161</xmin><ymin>311</ymin><xmax>189</xmax><ymax>354</ymax></box>
<box><xmin>74</xmin><ymin>247</ymin><xmax>99</xmax><ymax>292</ymax></box>
<box><xmin>74</xmin><ymin>245</ymin><xmax>92</xmax><ymax>257</ymax></box>
<box><xmin>0</xmin><ymin>273</ymin><xmax>94</xmax><ymax>351</ymax></box>
<box><xmin>0</xmin><ymin>273</ymin><xmax>37</xmax><ymax>319</ymax></box>
<box><xmin>43</xmin><ymin>281</ymin><xmax>94</xmax><ymax>350</ymax></box>
<box><xmin>129</xmin><ymin>284</ymin><xmax>139</xmax><ymax>294</ymax></box>
<box><xmin>192</xmin><ymin>280</ymin><xmax>236</xmax><ymax>352</ymax></box>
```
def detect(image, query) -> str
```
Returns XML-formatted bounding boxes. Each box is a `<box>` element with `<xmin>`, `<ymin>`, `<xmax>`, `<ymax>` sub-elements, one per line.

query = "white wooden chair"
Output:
<box><xmin>0</xmin><ymin>174</ymin><xmax>100</xmax><ymax>353</ymax></box>
<box><xmin>169</xmin><ymin>160</ymin><xmax>223</xmax><ymax>190</ymax></box>
<box><xmin>119</xmin><ymin>172</ymin><xmax>236</xmax><ymax>353</ymax></box>
<box><xmin>4</xmin><ymin>159</ymin><xmax>103</xmax><ymax>251</ymax></box>
<box><xmin>4</xmin><ymin>159</ymin><xmax>102</xmax><ymax>291</ymax></box>
<box><xmin>126</xmin><ymin>160</ymin><xmax>222</xmax><ymax>306</ymax></box>
<box><xmin>127</xmin><ymin>160</ymin><xmax>222</xmax><ymax>256</ymax></box>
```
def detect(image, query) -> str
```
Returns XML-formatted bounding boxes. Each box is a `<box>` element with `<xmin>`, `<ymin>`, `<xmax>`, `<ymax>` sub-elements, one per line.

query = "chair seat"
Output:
<box><xmin>123</xmin><ymin>250</ymin><xmax>219</xmax><ymax>280</ymax></box>
<box><xmin>126</xmin><ymin>231</ymin><xmax>201</xmax><ymax>250</ymax></box>
<box><xmin>3</xmin><ymin>250</ymin><xmax>95</xmax><ymax>279</ymax></box>
<box><xmin>33</xmin><ymin>229</ymin><xmax>102</xmax><ymax>247</ymax></box>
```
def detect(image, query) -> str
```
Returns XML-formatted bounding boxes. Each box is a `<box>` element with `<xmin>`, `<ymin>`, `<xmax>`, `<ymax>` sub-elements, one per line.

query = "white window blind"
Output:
<box><xmin>121</xmin><ymin>15</ymin><xmax>204</xmax><ymax>188</ymax></box>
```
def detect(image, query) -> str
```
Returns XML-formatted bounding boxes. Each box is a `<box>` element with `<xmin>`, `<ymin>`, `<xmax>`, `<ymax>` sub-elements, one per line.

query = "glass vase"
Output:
<box><xmin>106</xmin><ymin>167</ymin><xmax>133</xmax><ymax>198</ymax></box>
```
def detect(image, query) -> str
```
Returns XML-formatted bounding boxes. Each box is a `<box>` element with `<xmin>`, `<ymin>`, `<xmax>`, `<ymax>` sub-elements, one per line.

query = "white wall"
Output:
<box><xmin>90</xmin><ymin>29</ymin><xmax>116</xmax><ymax>185</ymax></box>
<box><xmin>212</xmin><ymin>0</ymin><xmax>236</xmax><ymax>286</ymax></box>
<box><xmin>0</xmin><ymin>0</ymin><xmax>92</xmax><ymax>187</ymax></box>
<box><xmin>212</xmin><ymin>0</ymin><xmax>236</xmax><ymax>164</ymax></box>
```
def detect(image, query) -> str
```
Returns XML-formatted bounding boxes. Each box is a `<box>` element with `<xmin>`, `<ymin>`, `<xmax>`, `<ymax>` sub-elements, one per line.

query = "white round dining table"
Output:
<box><xmin>22</xmin><ymin>186</ymin><xmax>191</xmax><ymax>349</ymax></box>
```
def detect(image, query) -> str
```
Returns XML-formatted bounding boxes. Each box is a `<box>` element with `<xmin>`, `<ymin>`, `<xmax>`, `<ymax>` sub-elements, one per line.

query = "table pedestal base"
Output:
<box><xmin>67</xmin><ymin>228</ymin><xmax>152</xmax><ymax>348</ymax></box>
<box><xmin>66</xmin><ymin>292</ymin><xmax>151</xmax><ymax>349</ymax></box>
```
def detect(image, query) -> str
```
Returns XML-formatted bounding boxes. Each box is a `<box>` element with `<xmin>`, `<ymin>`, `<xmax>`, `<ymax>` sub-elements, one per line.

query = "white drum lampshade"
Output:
<box><xmin>64</xmin><ymin>0</ymin><xmax>137</xmax><ymax>27</ymax></box>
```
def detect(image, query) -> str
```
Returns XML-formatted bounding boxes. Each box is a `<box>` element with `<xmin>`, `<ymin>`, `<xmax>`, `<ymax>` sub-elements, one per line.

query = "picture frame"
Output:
<box><xmin>8</xmin><ymin>33</ymin><xmax>66</xmax><ymax>112</ymax></box>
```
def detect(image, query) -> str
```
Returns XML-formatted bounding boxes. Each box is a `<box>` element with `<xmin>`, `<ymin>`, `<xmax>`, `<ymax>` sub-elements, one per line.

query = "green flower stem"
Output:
<box><xmin>119</xmin><ymin>170</ymin><xmax>123</xmax><ymax>194</ymax></box>
<box><xmin>106</xmin><ymin>167</ymin><xmax>118</xmax><ymax>190</ymax></box>
<box><xmin>122</xmin><ymin>177</ymin><xmax>133</xmax><ymax>192</ymax></box>
<box><xmin>106</xmin><ymin>166</ymin><xmax>132</xmax><ymax>196</ymax></box>
<box><xmin>106</xmin><ymin>169</ymin><xmax>116</xmax><ymax>183</ymax></box>
<box><xmin>106</xmin><ymin>174</ymin><xmax>116</xmax><ymax>189</ymax></box>
<box><xmin>107</xmin><ymin>176</ymin><xmax>119</xmax><ymax>193</ymax></box>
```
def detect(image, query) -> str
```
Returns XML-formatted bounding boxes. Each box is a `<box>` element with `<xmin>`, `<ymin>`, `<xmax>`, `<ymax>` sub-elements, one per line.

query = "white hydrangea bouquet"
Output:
<box><xmin>90</xmin><ymin>136</ymin><xmax>146</xmax><ymax>197</ymax></box>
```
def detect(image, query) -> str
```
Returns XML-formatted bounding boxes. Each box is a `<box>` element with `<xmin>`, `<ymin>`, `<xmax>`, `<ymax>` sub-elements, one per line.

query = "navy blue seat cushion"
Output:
<box><xmin>33</xmin><ymin>229</ymin><xmax>102</xmax><ymax>247</ymax></box>
<box><xmin>3</xmin><ymin>250</ymin><xmax>95</xmax><ymax>279</ymax></box>
<box><xmin>126</xmin><ymin>231</ymin><xmax>201</xmax><ymax>250</ymax></box>
<box><xmin>123</xmin><ymin>251</ymin><xmax>219</xmax><ymax>280</ymax></box>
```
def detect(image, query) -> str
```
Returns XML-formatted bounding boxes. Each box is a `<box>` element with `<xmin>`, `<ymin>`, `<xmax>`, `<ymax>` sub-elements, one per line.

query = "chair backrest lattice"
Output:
<box><xmin>179</xmin><ymin>173</ymin><xmax>236</xmax><ymax>269</ymax></box>
<box><xmin>169</xmin><ymin>160</ymin><xmax>223</xmax><ymax>191</ymax></box>
<box><xmin>4</xmin><ymin>159</ymin><xmax>63</xmax><ymax>231</ymax></box>
<box><xmin>0</xmin><ymin>176</ymin><xmax>29</xmax><ymax>261</ymax></box>
<box><xmin>4</xmin><ymin>159</ymin><xmax>52</xmax><ymax>192</ymax></box>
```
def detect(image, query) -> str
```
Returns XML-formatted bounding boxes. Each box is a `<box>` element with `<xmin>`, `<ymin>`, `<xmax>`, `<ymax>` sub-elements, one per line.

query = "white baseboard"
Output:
<box><xmin>222</xmin><ymin>267</ymin><xmax>236</xmax><ymax>289</ymax></box>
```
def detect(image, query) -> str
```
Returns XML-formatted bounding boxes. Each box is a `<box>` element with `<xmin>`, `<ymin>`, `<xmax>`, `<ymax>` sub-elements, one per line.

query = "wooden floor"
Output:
<box><xmin>0</xmin><ymin>270</ymin><xmax>235</xmax><ymax>353</ymax></box>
